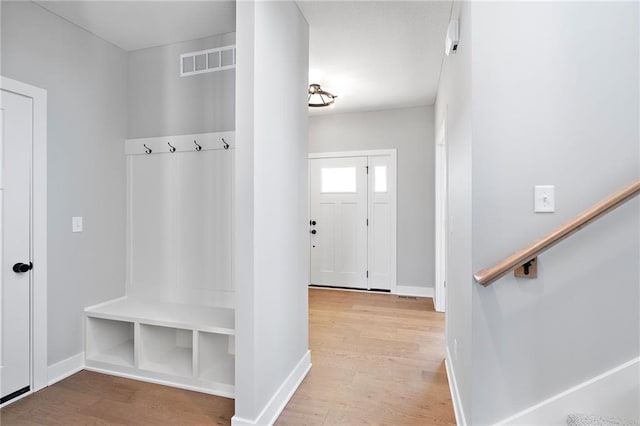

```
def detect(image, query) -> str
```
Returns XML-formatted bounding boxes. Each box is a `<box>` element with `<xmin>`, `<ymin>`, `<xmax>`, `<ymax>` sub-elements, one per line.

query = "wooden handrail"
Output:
<box><xmin>474</xmin><ymin>179</ymin><xmax>640</xmax><ymax>286</ymax></box>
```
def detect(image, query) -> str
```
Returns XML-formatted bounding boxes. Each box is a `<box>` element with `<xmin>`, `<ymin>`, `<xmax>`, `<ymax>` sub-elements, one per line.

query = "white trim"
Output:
<box><xmin>309</xmin><ymin>149</ymin><xmax>396</xmax><ymax>159</ymax></box>
<box><xmin>446</xmin><ymin>347</ymin><xmax>467</xmax><ymax>426</ymax></box>
<box><xmin>494</xmin><ymin>357</ymin><xmax>640</xmax><ymax>425</ymax></box>
<box><xmin>394</xmin><ymin>285</ymin><xmax>434</xmax><ymax>298</ymax></box>
<box><xmin>231</xmin><ymin>350</ymin><xmax>312</xmax><ymax>426</ymax></box>
<box><xmin>434</xmin><ymin>112</ymin><xmax>448</xmax><ymax>313</ymax></box>
<box><xmin>0</xmin><ymin>76</ymin><xmax>48</xmax><ymax>394</ymax></box>
<box><xmin>47</xmin><ymin>353</ymin><xmax>84</xmax><ymax>386</ymax></box>
<box><xmin>83</xmin><ymin>365</ymin><xmax>235</xmax><ymax>398</ymax></box>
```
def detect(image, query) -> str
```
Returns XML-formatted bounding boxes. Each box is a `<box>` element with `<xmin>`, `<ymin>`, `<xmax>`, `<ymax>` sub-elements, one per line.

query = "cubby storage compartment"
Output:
<box><xmin>86</xmin><ymin>317</ymin><xmax>134</xmax><ymax>367</ymax></box>
<box><xmin>139</xmin><ymin>325</ymin><xmax>193</xmax><ymax>377</ymax></box>
<box><xmin>198</xmin><ymin>332</ymin><xmax>234</xmax><ymax>385</ymax></box>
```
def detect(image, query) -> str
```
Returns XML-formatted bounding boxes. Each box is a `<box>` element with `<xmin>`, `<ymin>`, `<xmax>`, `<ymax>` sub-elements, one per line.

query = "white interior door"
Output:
<box><xmin>1</xmin><ymin>89</ymin><xmax>33</xmax><ymax>402</ymax></box>
<box><xmin>310</xmin><ymin>157</ymin><xmax>368</xmax><ymax>289</ymax></box>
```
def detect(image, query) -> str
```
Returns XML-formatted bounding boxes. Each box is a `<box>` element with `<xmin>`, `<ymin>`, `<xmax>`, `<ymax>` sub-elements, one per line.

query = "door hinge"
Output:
<box><xmin>366</xmin><ymin>270</ymin><xmax>369</xmax><ymax>278</ymax></box>
<box><xmin>366</xmin><ymin>166</ymin><xmax>369</xmax><ymax>174</ymax></box>
<box><xmin>366</xmin><ymin>218</ymin><xmax>369</xmax><ymax>226</ymax></box>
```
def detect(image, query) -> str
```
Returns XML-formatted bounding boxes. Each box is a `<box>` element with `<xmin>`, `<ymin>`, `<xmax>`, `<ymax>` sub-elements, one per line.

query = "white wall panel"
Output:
<box><xmin>127</xmin><ymin>134</ymin><xmax>234</xmax><ymax>308</ymax></box>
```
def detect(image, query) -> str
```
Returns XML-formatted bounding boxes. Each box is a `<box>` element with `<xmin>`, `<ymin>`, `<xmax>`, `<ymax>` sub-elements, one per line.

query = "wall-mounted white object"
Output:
<box><xmin>86</xmin><ymin>131</ymin><xmax>236</xmax><ymax>398</ymax></box>
<box><xmin>72</xmin><ymin>216</ymin><xmax>83</xmax><ymax>233</ymax></box>
<box><xmin>180</xmin><ymin>45</ymin><xmax>236</xmax><ymax>77</ymax></box>
<box><xmin>534</xmin><ymin>185</ymin><xmax>555</xmax><ymax>213</ymax></box>
<box><xmin>125</xmin><ymin>131</ymin><xmax>234</xmax><ymax>156</ymax></box>
<box><xmin>445</xmin><ymin>20</ymin><xmax>459</xmax><ymax>56</ymax></box>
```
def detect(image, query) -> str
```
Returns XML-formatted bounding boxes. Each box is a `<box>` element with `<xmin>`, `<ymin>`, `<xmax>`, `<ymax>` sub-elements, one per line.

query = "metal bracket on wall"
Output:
<box><xmin>514</xmin><ymin>257</ymin><xmax>537</xmax><ymax>279</ymax></box>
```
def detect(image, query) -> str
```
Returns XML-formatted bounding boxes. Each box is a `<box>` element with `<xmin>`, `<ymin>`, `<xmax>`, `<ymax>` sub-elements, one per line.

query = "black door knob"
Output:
<box><xmin>13</xmin><ymin>262</ymin><xmax>32</xmax><ymax>273</ymax></box>
<box><xmin>310</xmin><ymin>229</ymin><xmax>317</xmax><ymax>235</ymax></box>
<box><xmin>311</xmin><ymin>220</ymin><xmax>317</xmax><ymax>226</ymax></box>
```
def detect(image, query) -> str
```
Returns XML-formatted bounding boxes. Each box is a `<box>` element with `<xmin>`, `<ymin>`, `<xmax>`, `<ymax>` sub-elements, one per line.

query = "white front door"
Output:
<box><xmin>310</xmin><ymin>157</ymin><xmax>368</xmax><ymax>289</ymax></box>
<box><xmin>1</xmin><ymin>89</ymin><xmax>33</xmax><ymax>402</ymax></box>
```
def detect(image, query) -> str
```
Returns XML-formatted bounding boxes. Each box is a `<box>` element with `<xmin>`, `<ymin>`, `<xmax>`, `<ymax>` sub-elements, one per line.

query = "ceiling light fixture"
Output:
<box><xmin>308</xmin><ymin>83</ymin><xmax>337</xmax><ymax>107</ymax></box>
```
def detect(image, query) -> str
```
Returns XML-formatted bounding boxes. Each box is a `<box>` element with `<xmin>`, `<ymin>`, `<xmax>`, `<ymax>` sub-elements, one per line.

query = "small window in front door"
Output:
<box><xmin>321</xmin><ymin>167</ymin><xmax>357</xmax><ymax>193</ymax></box>
<box><xmin>374</xmin><ymin>166</ymin><xmax>387</xmax><ymax>193</ymax></box>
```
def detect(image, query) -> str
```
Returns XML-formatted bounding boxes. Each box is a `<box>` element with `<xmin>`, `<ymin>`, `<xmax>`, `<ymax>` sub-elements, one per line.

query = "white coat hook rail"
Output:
<box><xmin>125</xmin><ymin>132</ymin><xmax>235</xmax><ymax>156</ymax></box>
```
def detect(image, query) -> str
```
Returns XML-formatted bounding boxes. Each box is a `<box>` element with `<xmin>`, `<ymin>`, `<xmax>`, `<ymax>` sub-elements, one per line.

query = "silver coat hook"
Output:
<box><xmin>143</xmin><ymin>144</ymin><xmax>152</xmax><ymax>154</ymax></box>
<box><xmin>194</xmin><ymin>140</ymin><xmax>202</xmax><ymax>151</ymax></box>
<box><xmin>222</xmin><ymin>138</ymin><xmax>229</xmax><ymax>150</ymax></box>
<box><xmin>168</xmin><ymin>142</ymin><xmax>176</xmax><ymax>153</ymax></box>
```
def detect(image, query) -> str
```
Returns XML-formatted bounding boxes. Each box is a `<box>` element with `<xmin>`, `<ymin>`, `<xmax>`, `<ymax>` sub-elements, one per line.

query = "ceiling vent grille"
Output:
<box><xmin>180</xmin><ymin>45</ymin><xmax>236</xmax><ymax>77</ymax></box>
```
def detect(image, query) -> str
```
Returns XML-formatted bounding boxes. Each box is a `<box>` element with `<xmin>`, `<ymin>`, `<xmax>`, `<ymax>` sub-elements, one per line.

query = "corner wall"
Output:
<box><xmin>1</xmin><ymin>1</ymin><xmax>127</xmax><ymax>366</ymax></box>
<box><xmin>435</xmin><ymin>1</ymin><xmax>473</xmax><ymax>422</ymax></box>
<box><xmin>235</xmin><ymin>1</ymin><xmax>310</xmax><ymax>423</ymax></box>
<box><xmin>309</xmin><ymin>106</ymin><xmax>435</xmax><ymax>291</ymax></box>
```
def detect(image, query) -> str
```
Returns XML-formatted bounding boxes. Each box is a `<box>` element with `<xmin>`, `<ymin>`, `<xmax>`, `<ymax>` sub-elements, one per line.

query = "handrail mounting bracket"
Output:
<box><xmin>515</xmin><ymin>257</ymin><xmax>538</xmax><ymax>279</ymax></box>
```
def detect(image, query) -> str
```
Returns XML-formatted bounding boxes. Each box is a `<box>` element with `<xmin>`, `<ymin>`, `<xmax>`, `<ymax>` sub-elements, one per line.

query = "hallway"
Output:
<box><xmin>0</xmin><ymin>289</ymin><xmax>454</xmax><ymax>425</ymax></box>
<box><xmin>277</xmin><ymin>288</ymin><xmax>455</xmax><ymax>425</ymax></box>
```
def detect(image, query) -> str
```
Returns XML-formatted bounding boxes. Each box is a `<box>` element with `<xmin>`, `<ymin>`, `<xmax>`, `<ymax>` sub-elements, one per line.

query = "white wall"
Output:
<box><xmin>235</xmin><ymin>0</ymin><xmax>309</xmax><ymax>423</ymax></box>
<box><xmin>434</xmin><ymin>1</ymin><xmax>473</xmax><ymax>422</ymax></box>
<box><xmin>1</xmin><ymin>1</ymin><xmax>127</xmax><ymax>365</ymax></box>
<box><xmin>309</xmin><ymin>106</ymin><xmax>435</xmax><ymax>290</ymax></box>
<box><xmin>127</xmin><ymin>33</ymin><xmax>236</xmax><ymax>139</ymax></box>
<box><xmin>437</xmin><ymin>2</ymin><xmax>640</xmax><ymax>424</ymax></box>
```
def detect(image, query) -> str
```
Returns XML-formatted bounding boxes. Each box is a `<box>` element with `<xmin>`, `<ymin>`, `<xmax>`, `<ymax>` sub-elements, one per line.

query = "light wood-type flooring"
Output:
<box><xmin>0</xmin><ymin>288</ymin><xmax>455</xmax><ymax>425</ymax></box>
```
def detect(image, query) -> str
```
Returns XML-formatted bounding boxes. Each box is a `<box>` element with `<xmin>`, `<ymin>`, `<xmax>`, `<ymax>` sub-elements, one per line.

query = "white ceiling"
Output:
<box><xmin>34</xmin><ymin>0</ymin><xmax>451</xmax><ymax>114</ymax></box>
<box><xmin>35</xmin><ymin>1</ymin><xmax>236</xmax><ymax>51</ymax></box>
<box><xmin>298</xmin><ymin>1</ymin><xmax>452</xmax><ymax>114</ymax></box>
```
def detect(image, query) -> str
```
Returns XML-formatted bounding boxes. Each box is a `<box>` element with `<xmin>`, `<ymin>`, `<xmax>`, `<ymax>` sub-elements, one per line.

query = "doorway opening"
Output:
<box><xmin>308</xmin><ymin>150</ymin><xmax>397</xmax><ymax>293</ymax></box>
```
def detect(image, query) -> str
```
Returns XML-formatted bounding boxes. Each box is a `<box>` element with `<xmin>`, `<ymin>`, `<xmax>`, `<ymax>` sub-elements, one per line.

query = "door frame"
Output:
<box><xmin>434</xmin><ymin>113</ymin><xmax>447</xmax><ymax>313</ymax></box>
<box><xmin>309</xmin><ymin>149</ymin><xmax>397</xmax><ymax>293</ymax></box>
<box><xmin>0</xmin><ymin>76</ymin><xmax>48</xmax><ymax>398</ymax></box>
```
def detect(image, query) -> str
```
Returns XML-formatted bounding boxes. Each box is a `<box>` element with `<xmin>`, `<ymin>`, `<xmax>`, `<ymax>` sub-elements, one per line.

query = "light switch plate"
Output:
<box><xmin>72</xmin><ymin>216</ymin><xmax>83</xmax><ymax>233</ymax></box>
<box><xmin>534</xmin><ymin>185</ymin><xmax>555</xmax><ymax>213</ymax></box>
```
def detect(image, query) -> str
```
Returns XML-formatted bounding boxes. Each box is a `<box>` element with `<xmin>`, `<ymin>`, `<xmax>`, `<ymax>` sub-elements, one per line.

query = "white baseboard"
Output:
<box><xmin>84</xmin><ymin>365</ymin><xmax>234</xmax><ymax>398</ymax></box>
<box><xmin>495</xmin><ymin>357</ymin><xmax>640</xmax><ymax>425</ymax></box>
<box><xmin>446</xmin><ymin>346</ymin><xmax>467</xmax><ymax>426</ymax></box>
<box><xmin>395</xmin><ymin>285</ymin><xmax>434</xmax><ymax>298</ymax></box>
<box><xmin>47</xmin><ymin>352</ymin><xmax>85</xmax><ymax>386</ymax></box>
<box><xmin>232</xmin><ymin>350</ymin><xmax>312</xmax><ymax>426</ymax></box>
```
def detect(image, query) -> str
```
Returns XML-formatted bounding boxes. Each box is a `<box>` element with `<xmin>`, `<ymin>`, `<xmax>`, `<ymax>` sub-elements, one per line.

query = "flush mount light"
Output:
<box><xmin>308</xmin><ymin>83</ymin><xmax>337</xmax><ymax>107</ymax></box>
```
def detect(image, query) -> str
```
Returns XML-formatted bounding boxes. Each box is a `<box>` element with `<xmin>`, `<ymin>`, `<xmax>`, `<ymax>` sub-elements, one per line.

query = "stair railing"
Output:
<box><xmin>474</xmin><ymin>179</ymin><xmax>640</xmax><ymax>286</ymax></box>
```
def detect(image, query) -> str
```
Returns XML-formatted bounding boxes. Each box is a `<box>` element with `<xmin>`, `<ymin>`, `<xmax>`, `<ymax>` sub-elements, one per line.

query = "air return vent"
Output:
<box><xmin>180</xmin><ymin>45</ymin><xmax>236</xmax><ymax>77</ymax></box>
